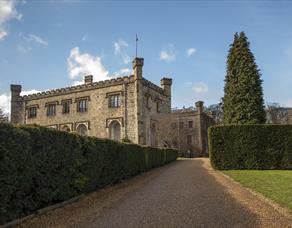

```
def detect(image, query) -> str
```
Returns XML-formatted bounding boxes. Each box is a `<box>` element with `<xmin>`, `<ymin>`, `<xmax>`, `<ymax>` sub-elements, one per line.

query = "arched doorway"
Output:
<box><xmin>61</xmin><ymin>125</ymin><xmax>71</xmax><ymax>132</ymax></box>
<box><xmin>109</xmin><ymin>121</ymin><xmax>121</xmax><ymax>141</ymax></box>
<box><xmin>76</xmin><ymin>124</ymin><xmax>88</xmax><ymax>136</ymax></box>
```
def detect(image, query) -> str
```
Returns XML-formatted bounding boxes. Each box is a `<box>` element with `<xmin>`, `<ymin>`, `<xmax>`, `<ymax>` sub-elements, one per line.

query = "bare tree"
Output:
<box><xmin>156</xmin><ymin>114</ymin><xmax>178</xmax><ymax>149</ymax></box>
<box><xmin>266</xmin><ymin>103</ymin><xmax>288</xmax><ymax>124</ymax></box>
<box><xmin>205</xmin><ymin>98</ymin><xmax>223</xmax><ymax>124</ymax></box>
<box><xmin>0</xmin><ymin>107</ymin><xmax>8</xmax><ymax>123</ymax></box>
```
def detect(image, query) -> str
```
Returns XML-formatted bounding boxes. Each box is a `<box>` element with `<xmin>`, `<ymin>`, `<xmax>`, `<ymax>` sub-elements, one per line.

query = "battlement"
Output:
<box><xmin>10</xmin><ymin>84</ymin><xmax>22</xmax><ymax>93</ymax></box>
<box><xmin>142</xmin><ymin>78</ymin><xmax>165</xmax><ymax>95</ymax></box>
<box><xmin>171</xmin><ymin>102</ymin><xmax>205</xmax><ymax>115</ymax></box>
<box><xmin>160</xmin><ymin>78</ymin><xmax>172</xmax><ymax>86</ymax></box>
<box><xmin>22</xmin><ymin>75</ymin><xmax>135</xmax><ymax>101</ymax></box>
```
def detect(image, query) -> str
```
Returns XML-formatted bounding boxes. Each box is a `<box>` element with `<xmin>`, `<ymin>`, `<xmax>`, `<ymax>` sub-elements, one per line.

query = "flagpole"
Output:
<box><xmin>135</xmin><ymin>34</ymin><xmax>138</xmax><ymax>58</ymax></box>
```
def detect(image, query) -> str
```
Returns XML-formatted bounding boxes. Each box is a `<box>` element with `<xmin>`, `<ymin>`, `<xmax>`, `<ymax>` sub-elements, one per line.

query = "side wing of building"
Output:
<box><xmin>154</xmin><ymin>101</ymin><xmax>216</xmax><ymax>157</ymax></box>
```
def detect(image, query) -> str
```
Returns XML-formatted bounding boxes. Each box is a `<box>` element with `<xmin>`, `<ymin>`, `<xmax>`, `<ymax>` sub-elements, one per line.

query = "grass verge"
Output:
<box><xmin>177</xmin><ymin>157</ymin><xmax>193</xmax><ymax>160</ymax></box>
<box><xmin>223</xmin><ymin>170</ymin><xmax>292</xmax><ymax>212</ymax></box>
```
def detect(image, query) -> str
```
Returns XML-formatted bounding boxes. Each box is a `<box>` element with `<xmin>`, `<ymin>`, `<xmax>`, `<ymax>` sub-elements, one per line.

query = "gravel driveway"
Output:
<box><xmin>18</xmin><ymin>158</ymin><xmax>292</xmax><ymax>228</ymax></box>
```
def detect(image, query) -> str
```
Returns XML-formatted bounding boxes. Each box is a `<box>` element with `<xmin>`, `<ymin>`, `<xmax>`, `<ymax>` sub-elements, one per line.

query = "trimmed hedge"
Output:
<box><xmin>208</xmin><ymin>125</ymin><xmax>292</xmax><ymax>170</ymax></box>
<box><xmin>0</xmin><ymin>123</ymin><xmax>177</xmax><ymax>224</ymax></box>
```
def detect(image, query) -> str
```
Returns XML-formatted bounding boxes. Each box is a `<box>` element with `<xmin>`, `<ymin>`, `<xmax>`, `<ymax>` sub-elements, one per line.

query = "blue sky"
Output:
<box><xmin>0</xmin><ymin>0</ymin><xmax>292</xmax><ymax>114</ymax></box>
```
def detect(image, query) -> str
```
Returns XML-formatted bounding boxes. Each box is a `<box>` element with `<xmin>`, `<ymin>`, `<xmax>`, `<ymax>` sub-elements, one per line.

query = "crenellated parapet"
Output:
<box><xmin>142</xmin><ymin>78</ymin><xmax>165</xmax><ymax>95</ymax></box>
<box><xmin>23</xmin><ymin>75</ymin><xmax>135</xmax><ymax>101</ymax></box>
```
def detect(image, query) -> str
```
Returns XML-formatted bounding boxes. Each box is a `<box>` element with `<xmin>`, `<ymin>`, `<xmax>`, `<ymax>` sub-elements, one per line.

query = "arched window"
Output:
<box><xmin>61</xmin><ymin>125</ymin><xmax>70</xmax><ymax>132</ymax></box>
<box><xmin>109</xmin><ymin>121</ymin><xmax>121</xmax><ymax>141</ymax></box>
<box><xmin>77</xmin><ymin>124</ymin><xmax>88</xmax><ymax>136</ymax></box>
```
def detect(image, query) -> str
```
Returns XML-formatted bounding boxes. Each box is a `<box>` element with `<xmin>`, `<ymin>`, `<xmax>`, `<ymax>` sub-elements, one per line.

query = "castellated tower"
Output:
<box><xmin>160</xmin><ymin>78</ymin><xmax>172</xmax><ymax>113</ymax></box>
<box><xmin>132</xmin><ymin>57</ymin><xmax>144</xmax><ymax>80</ymax></box>
<box><xmin>195</xmin><ymin>101</ymin><xmax>205</xmax><ymax>156</ymax></box>
<box><xmin>133</xmin><ymin>57</ymin><xmax>145</xmax><ymax>144</ymax></box>
<box><xmin>195</xmin><ymin>100</ymin><xmax>204</xmax><ymax>114</ymax></box>
<box><xmin>10</xmin><ymin>84</ymin><xmax>24</xmax><ymax>124</ymax></box>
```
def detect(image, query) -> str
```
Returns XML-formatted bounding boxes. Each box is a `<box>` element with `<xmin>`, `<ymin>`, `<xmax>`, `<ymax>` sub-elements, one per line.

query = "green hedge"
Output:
<box><xmin>208</xmin><ymin>125</ymin><xmax>292</xmax><ymax>170</ymax></box>
<box><xmin>0</xmin><ymin>123</ymin><xmax>177</xmax><ymax>224</ymax></box>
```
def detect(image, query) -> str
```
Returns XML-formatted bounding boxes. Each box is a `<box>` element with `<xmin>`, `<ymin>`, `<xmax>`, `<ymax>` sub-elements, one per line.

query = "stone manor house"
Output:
<box><xmin>10</xmin><ymin>57</ymin><xmax>214</xmax><ymax>157</ymax></box>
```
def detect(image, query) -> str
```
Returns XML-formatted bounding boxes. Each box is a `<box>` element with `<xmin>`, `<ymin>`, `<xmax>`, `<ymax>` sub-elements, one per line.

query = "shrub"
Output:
<box><xmin>0</xmin><ymin>123</ymin><xmax>177</xmax><ymax>224</ymax></box>
<box><xmin>0</xmin><ymin>124</ymin><xmax>33</xmax><ymax>223</ymax></box>
<box><xmin>20</xmin><ymin>126</ymin><xmax>84</xmax><ymax>209</ymax></box>
<box><xmin>208</xmin><ymin>125</ymin><xmax>292</xmax><ymax>170</ymax></box>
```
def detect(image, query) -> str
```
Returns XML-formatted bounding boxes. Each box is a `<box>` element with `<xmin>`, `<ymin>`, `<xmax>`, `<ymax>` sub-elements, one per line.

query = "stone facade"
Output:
<box><xmin>10</xmin><ymin>57</ymin><xmax>214</xmax><ymax>156</ymax></box>
<box><xmin>155</xmin><ymin>101</ymin><xmax>215</xmax><ymax>157</ymax></box>
<box><xmin>10</xmin><ymin>58</ymin><xmax>171</xmax><ymax>145</ymax></box>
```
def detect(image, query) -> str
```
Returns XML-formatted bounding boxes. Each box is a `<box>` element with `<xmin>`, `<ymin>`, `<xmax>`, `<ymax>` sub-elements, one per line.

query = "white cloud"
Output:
<box><xmin>0</xmin><ymin>0</ymin><xmax>22</xmax><ymax>41</ymax></box>
<box><xmin>114</xmin><ymin>39</ymin><xmax>130</xmax><ymax>64</ymax></box>
<box><xmin>0</xmin><ymin>93</ymin><xmax>10</xmax><ymax>114</ymax></box>
<box><xmin>113</xmin><ymin>68</ymin><xmax>132</xmax><ymax>77</ymax></box>
<box><xmin>72</xmin><ymin>80</ymin><xmax>84</xmax><ymax>86</ymax></box>
<box><xmin>17</xmin><ymin>33</ymin><xmax>48</xmax><ymax>53</ymax></box>
<box><xmin>0</xmin><ymin>89</ymin><xmax>39</xmax><ymax>115</ymax></box>
<box><xmin>159</xmin><ymin>44</ymin><xmax>176</xmax><ymax>62</ymax></box>
<box><xmin>25</xmin><ymin>34</ymin><xmax>48</xmax><ymax>46</ymax></box>
<box><xmin>20</xmin><ymin>89</ymin><xmax>41</xmax><ymax>96</ymax></box>
<box><xmin>186</xmin><ymin>48</ymin><xmax>196</xmax><ymax>57</ymax></box>
<box><xmin>192</xmin><ymin>82</ymin><xmax>208</xmax><ymax>94</ymax></box>
<box><xmin>67</xmin><ymin>47</ymin><xmax>110</xmax><ymax>84</ymax></box>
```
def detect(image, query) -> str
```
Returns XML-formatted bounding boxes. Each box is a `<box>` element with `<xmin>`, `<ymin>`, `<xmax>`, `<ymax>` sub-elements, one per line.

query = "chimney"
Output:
<box><xmin>132</xmin><ymin>58</ymin><xmax>144</xmax><ymax>80</ymax></box>
<box><xmin>160</xmin><ymin>77</ymin><xmax>172</xmax><ymax>97</ymax></box>
<box><xmin>195</xmin><ymin>101</ymin><xmax>204</xmax><ymax>114</ymax></box>
<box><xmin>84</xmin><ymin>75</ymin><xmax>93</xmax><ymax>84</ymax></box>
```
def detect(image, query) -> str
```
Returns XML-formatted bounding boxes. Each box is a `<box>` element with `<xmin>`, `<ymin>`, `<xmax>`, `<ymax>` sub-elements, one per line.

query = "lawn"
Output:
<box><xmin>223</xmin><ymin>170</ymin><xmax>292</xmax><ymax>211</ymax></box>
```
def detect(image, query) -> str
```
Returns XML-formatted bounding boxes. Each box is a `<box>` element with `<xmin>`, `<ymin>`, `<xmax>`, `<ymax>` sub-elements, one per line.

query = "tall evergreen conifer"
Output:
<box><xmin>223</xmin><ymin>32</ymin><xmax>266</xmax><ymax>124</ymax></box>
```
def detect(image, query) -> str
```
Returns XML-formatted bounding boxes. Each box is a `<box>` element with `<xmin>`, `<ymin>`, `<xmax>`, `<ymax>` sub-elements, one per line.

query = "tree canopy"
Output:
<box><xmin>223</xmin><ymin>32</ymin><xmax>266</xmax><ymax>124</ymax></box>
<box><xmin>0</xmin><ymin>108</ymin><xmax>8</xmax><ymax>123</ymax></box>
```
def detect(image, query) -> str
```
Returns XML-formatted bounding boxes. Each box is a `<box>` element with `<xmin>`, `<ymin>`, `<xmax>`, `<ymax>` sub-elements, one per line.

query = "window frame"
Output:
<box><xmin>61</xmin><ymin>99</ymin><xmax>71</xmax><ymax>114</ymax></box>
<box><xmin>156</xmin><ymin>101</ymin><xmax>160</xmax><ymax>113</ymax></box>
<box><xmin>77</xmin><ymin>99</ymin><xmax>88</xmax><ymax>112</ymax></box>
<box><xmin>146</xmin><ymin>96</ymin><xmax>150</xmax><ymax>108</ymax></box>
<box><xmin>27</xmin><ymin>106</ymin><xmax>37</xmax><ymax>118</ymax></box>
<box><xmin>46</xmin><ymin>103</ymin><xmax>56</xmax><ymax>116</ymax></box>
<box><xmin>188</xmin><ymin>121</ymin><xmax>193</xmax><ymax>128</ymax></box>
<box><xmin>108</xmin><ymin>94</ymin><xmax>120</xmax><ymax>108</ymax></box>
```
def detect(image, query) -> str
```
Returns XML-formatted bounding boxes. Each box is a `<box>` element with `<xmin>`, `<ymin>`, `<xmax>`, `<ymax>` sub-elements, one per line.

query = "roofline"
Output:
<box><xmin>22</xmin><ymin>75</ymin><xmax>135</xmax><ymax>101</ymax></box>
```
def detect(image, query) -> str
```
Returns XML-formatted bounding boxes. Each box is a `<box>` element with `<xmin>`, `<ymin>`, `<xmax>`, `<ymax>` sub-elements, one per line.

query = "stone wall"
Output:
<box><xmin>10</xmin><ymin>57</ymin><xmax>214</xmax><ymax>154</ymax></box>
<box><xmin>10</xmin><ymin>57</ymin><xmax>172</xmax><ymax>146</ymax></box>
<box><xmin>154</xmin><ymin>101</ymin><xmax>215</xmax><ymax>157</ymax></box>
<box><xmin>21</xmin><ymin>77</ymin><xmax>137</xmax><ymax>142</ymax></box>
<box><xmin>140</xmin><ymin>78</ymin><xmax>172</xmax><ymax>146</ymax></box>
